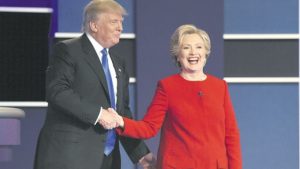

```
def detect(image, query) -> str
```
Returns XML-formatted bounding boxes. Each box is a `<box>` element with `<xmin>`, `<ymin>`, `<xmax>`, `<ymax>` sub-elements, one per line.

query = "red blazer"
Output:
<box><xmin>118</xmin><ymin>74</ymin><xmax>242</xmax><ymax>169</ymax></box>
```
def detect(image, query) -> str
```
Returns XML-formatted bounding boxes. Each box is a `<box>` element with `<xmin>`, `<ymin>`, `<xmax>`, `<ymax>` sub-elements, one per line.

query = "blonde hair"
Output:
<box><xmin>82</xmin><ymin>0</ymin><xmax>127</xmax><ymax>32</ymax></box>
<box><xmin>170</xmin><ymin>24</ymin><xmax>211</xmax><ymax>67</ymax></box>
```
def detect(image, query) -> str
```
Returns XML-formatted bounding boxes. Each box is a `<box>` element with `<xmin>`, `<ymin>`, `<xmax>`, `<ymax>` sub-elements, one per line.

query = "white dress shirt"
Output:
<box><xmin>86</xmin><ymin>33</ymin><xmax>118</xmax><ymax>124</ymax></box>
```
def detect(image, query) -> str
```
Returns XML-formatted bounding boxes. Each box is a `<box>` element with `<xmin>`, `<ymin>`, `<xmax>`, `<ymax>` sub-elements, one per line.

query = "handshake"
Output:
<box><xmin>98</xmin><ymin>108</ymin><xmax>158</xmax><ymax>169</ymax></box>
<box><xmin>98</xmin><ymin>108</ymin><xmax>124</xmax><ymax>130</ymax></box>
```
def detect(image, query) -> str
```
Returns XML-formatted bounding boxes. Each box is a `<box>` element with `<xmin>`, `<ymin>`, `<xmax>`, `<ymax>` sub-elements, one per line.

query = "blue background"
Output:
<box><xmin>0</xmin><ymin>0</ymin><xmax>299</xmax><ymax>169</ymax></box>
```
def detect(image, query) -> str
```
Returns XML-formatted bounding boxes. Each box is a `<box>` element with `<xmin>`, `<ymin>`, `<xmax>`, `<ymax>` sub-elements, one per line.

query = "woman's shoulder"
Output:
<box><xmin>159</xmin><ymin>74</ymin><xmax>225</xmax><ymax>83</ymax></box>
<box><xmin>159</xmin><ymin>74</ymin><xmax>181</xmax><ymax>83</ymax></box>
<box><xmin>206</xmin><ymin>74</ymin><xmax>228</xmax><ymax>89</ymax></box>
<box><xmin>207</xmin><ymin>74</ymin><xmax>225</xmax><ymax>82</ymax></box>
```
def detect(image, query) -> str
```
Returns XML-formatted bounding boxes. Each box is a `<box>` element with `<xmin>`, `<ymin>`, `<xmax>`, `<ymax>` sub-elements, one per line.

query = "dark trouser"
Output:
<box><xmin>100</xmin><ymin>143</ymin><xmax>120</xmax><ymax>169</ymax></box>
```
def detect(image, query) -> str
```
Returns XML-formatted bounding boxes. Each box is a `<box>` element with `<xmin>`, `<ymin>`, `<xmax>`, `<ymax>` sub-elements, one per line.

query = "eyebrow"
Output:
<box><xmin>182</xmin><ymin>43</ymin><xmax>203</xmax><ymax>46</ymax></box>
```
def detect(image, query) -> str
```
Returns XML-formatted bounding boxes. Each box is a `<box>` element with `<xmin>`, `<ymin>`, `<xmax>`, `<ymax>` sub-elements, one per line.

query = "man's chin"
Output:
<box><xmin>113</xmin><ymin>39</ymin><xmax>120</xmax><ymax>45</ymax></box>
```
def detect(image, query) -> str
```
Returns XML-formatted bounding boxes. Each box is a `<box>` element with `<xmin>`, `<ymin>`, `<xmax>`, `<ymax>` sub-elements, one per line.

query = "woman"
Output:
<box><xmin>115</xmin><ymin>24</ymin><xmax>242</xmax><ymax>169</ymax></box>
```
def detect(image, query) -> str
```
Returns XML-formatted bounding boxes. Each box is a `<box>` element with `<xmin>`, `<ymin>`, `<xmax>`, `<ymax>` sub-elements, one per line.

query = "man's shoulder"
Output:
<box><xmin>59</xmin><ymin>34</ymin><xmax>84</xmax><ymax>46</ymax></box>
<box><xmin>53</xmin><ymin>34</ymin><xmax>87</xmax><ymax>54</ymax></box>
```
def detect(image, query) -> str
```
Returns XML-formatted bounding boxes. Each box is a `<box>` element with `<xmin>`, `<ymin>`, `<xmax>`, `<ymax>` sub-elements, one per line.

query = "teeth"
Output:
<box><xmin>187</xmin><ymin>57</ymin><xmax>199</xmax><ymax>63</ymax></box>
<box><xmin>188</xmin><ymin>58</ymin><xmax>197</xmax><ymax>60</ymax></box>
<box><xmin>188</xmin><ymin>59</ymin><xmax>198</xmax><ymax>64</ymax></box>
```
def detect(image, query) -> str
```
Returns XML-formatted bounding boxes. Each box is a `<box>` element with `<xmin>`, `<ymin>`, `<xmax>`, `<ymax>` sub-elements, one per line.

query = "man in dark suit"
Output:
<box><xmin>34</xmin><ymin>1</ymin><xmax>155</xmax><ymax>169</ymax></box>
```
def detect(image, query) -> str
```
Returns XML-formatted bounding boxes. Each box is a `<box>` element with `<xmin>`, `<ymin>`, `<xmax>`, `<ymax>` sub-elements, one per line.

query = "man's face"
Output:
<box><xmin>91</xmin><ymin>12</ymin><xmax>123</xmax><ymax>48</ymax></box>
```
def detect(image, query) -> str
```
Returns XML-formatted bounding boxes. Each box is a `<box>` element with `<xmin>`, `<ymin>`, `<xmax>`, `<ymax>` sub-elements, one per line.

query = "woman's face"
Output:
<box><xmin>178</xmin><ymin>33</ymin><xmax>207</xmax><ymax>74</ymax></box>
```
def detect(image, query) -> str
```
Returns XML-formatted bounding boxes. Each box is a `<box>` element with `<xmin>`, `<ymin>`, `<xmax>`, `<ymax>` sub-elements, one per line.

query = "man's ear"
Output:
<box><xmin>90</xmin><ymin>21</ymin><xmax>98</xmax><ymax>32</ymax></box>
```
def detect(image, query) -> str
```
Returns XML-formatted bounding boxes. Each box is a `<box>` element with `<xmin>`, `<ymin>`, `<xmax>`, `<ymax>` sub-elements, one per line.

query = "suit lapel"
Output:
<box><xmin>80</xmin><ymin>34</ymin><xmax>110</xmax><ymax>98</ymax></box>
<box><xmin>80</xmin><ymin>34</ymin><xmax>125</xmax><ymax>112</ymax></box>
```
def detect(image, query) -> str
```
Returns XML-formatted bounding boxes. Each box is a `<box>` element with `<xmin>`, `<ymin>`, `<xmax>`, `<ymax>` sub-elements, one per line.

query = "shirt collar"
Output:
<box><xmin>86</xmin><ymin>33</ymin><xmax>109</xmax><ymax>57</ymax></box>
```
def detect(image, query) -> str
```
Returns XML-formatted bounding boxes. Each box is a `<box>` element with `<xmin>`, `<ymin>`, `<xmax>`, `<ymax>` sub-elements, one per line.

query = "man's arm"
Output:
<box><xmin>46</xmin><ymin>42</ymin><xmax>100</xmax><ymax>125</ymax></box>
<box><xmin>106</xmin><ymin>108</ymin><xmax>156</xmax><ymax>168</ymax></box>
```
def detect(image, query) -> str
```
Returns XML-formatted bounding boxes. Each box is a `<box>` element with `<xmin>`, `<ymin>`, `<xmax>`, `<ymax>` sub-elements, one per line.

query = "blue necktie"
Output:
<box><xmin>101</xmin><ymin>48</ymin><xmax>116</xmax><ymax>155</ymax></box>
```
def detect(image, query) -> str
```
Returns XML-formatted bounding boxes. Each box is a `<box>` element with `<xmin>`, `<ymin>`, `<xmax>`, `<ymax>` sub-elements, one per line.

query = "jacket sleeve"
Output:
<box><xmin>46</xmin><ymin>42</ymin><xmax>100</xmax><ymax>125</ymax></box>
<box><xmin>118</xmin><ymin>81</ymin><xmax>168</xmax><ymax>139</ymax></box>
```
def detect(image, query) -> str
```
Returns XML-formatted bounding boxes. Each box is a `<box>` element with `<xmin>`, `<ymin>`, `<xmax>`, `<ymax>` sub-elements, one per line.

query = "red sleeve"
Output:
<box><xmin>117</xmin><ymin>81</ymin><xmax>168</xmax><ymax>139</ymax></box>
<box><xmin>223</xmin><ymin>81</ymin><xmax>242</xmax><ymax>169</ymax></box>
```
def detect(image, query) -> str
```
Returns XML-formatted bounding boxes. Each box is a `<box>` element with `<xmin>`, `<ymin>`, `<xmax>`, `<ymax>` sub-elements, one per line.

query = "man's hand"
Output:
<box><xmin>98</xmin><ymin>108</ymin><xmax>119</xmax><ymax>129</ymax></box>
<box><xmin>107</xmin><ymin>108</ymin><xmax>124</xmax><ymax>127</ymax></box>
<box><xmin>139</xmin><ymin>153</ymin><xmax>156</xmax><ymax>169</ymax></box>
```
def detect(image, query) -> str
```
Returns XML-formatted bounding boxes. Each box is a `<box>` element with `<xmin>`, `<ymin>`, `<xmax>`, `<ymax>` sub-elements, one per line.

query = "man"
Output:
<box><xmin>34</xmin><ymin>1</ymin><xmax>155</xmax><ymax>169</ymax></box>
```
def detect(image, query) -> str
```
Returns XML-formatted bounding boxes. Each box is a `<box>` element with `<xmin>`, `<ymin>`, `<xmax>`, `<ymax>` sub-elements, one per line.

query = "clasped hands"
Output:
<box><xmin>98</xmin><ymin>108</ymin><xmax>124</xmax><ymax>130</ymax></box>
<box><xmin>98</xmin><ymin>108</ymin><xmax>157</xmax><ymax>169</ymax></box>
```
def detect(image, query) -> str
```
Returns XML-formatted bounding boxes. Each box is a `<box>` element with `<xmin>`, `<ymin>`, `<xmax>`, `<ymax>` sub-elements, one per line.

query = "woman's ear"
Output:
<box><xmin>176</xmin><ymin>56</ymin><xmax>180</xmax><ymax>62</ymax></box>
<box><xmin>203</xmin><ymin>58</ymin><xmax>207</xmax><ymax>66</ymax></box>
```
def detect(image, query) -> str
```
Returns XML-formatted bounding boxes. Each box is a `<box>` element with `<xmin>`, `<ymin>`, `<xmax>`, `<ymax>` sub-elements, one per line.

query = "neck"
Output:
<box><xmin>180</xmin><ymin>72</ymin><xmax>206</xmax><ymax>81</ymax></box>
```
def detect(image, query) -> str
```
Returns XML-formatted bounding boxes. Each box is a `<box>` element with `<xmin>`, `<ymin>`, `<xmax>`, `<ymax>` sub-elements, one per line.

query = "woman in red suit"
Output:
<box><xmin>114</xmin><ymin>24</ymin><xmax>242</xmax><ymax>169</ymax></box>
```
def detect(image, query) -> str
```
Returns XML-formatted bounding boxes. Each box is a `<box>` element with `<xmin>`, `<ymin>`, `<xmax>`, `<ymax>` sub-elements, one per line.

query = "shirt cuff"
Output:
<box><xmin>94</xmin><ymin>107</ymin><xmax>102</xmax><ymax>125</ymax></box>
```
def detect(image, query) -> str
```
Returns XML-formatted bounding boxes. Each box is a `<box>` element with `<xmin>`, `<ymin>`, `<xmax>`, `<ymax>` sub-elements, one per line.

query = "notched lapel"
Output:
<box><xmin>80</xmin><ymin>34</ymin><xmax>110</xmax><ymax>97</ymax></box>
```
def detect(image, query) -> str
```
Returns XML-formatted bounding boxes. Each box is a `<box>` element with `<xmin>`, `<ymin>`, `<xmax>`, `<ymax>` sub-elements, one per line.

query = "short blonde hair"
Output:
<box><xmin>82</xmin><ymin>0</ymin><xmax>127</xmax><ymax>32</ymax></box>
<box><xmin>170</xmin><ymin>24</ymin><xmax>211</xmax><ymax>66</ymax></box>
